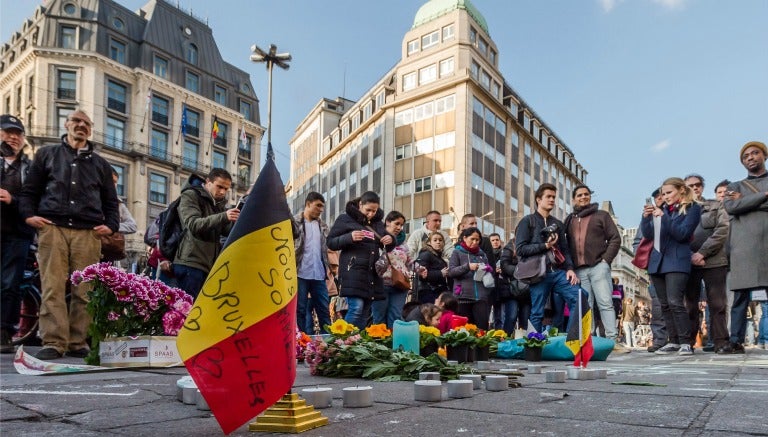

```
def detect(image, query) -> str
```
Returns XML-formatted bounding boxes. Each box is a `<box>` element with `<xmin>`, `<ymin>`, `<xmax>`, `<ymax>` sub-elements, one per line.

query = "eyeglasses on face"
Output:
<box><xmin>686</xmin><ymin>183</ymin><xmax>703</xmax><ymax>189</ymax></box>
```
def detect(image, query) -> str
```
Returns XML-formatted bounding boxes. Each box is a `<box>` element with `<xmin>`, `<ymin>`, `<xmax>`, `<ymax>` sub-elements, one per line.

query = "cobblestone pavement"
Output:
<box><xmin>1</xmin><ymin>346</ymin><xmax>767</xmax><ymax>436</ymax></box>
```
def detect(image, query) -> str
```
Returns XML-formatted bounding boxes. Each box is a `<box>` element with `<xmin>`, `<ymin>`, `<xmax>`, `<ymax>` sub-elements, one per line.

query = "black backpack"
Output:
<box><xmin>157</xmin><ymin>186</ymin><xmax>203</xmax><ymax>261</ymax></box>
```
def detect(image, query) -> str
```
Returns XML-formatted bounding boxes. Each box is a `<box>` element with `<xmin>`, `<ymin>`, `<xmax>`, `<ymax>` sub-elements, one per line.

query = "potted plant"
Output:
<box><xmin>325</xmin><ymin>319</ymin><xmax>360</xmax><ymax>340</ymax></box>
<box><xmin>461</xmin><ymin>323</ymin><xmax>480</xmax><ymax>362</ymax></box>
<box><xmin>475</xmin><ymin>329</ymin><xmax>507</xmax><ymax>361</ymax></box>
<box><xmin>419</xmin><ymin>325</ymin><xmax>441</xmax><ymax>357</ymax></box>
<box><xmin>70</xmin><ymin>263</ymin><xmax>193</xmax><ymax>366</ymax></box>
<box><xmin>439</xmin><ymin>327</ymin><xmax>475</xmax><ymax>363</ymax></box>
<box><xmin>521</xmin><ymin>331</ymin><xmax>550</xmax><ymax>362</ymax></box>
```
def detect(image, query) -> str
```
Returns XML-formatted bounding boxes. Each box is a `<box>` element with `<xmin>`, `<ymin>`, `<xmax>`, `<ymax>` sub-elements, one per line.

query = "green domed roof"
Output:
<box><xmin>412</xmin><ymin>0</ymin><xmax>489</xmax><ymax>35</ymax></box>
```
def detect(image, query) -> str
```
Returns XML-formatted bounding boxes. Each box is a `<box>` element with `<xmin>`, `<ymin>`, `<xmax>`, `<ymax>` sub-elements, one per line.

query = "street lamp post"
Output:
<box><xmin>250</xmin><ymin>43</ymin><xmax>291</xmax><ymax>159</ymax></box>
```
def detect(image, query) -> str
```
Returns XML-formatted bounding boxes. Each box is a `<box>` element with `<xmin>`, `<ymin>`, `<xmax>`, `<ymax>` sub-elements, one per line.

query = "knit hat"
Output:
<box><xmin>740</xmin><ymin>141</ymin><xmax>767</xmax><ymax>159</ymax></box>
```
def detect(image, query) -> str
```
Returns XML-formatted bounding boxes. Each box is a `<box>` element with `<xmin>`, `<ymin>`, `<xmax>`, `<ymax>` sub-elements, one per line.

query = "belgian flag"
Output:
<box><xmin>176</xmin><ymin>146</ymin><xmax>297</xmax><ymax>434</ymax></box>
<box><xmin>565</xmin><ymin>289</ymin><xmax>594</xmax><ymax>368</ymax></box>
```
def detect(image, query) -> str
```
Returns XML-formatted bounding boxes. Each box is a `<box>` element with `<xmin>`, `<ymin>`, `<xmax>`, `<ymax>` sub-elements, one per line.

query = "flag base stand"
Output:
<box><xmin>249</xmin><ymin>393</ymin><xmax>329</xmax><ymax>433</ymax></box>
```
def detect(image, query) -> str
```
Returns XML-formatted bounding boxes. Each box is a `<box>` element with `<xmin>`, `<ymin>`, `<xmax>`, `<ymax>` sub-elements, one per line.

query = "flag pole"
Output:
<box><xmin>578</xmin><ymin>288</ymin><xmax>584</xmax><ymax>368</ymax></box>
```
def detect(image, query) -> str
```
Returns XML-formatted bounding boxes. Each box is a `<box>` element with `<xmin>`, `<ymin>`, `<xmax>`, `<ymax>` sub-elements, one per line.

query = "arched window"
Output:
<box><xmin>186</xmin><ymin>43</ymin><xmax>198</xmax><ymax>65</ymax></box>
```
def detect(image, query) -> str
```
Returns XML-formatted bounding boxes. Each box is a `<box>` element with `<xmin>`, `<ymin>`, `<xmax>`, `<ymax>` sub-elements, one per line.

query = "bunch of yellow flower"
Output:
<box><xmin>419</xmin><ymin>325</ymin><xmax>441</xmax><ymax>348</ymax></box>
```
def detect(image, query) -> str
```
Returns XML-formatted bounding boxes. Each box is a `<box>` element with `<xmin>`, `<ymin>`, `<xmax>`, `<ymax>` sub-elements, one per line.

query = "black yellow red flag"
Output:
<box><xmin>176</xmin><ymin>152</ymin><xmax>297</xmax><ymax>434</ymax></box>
<box><xmin>565</xmin><ymin>289</ymin><xmax>594</xmax><ymax>368</ymax></box>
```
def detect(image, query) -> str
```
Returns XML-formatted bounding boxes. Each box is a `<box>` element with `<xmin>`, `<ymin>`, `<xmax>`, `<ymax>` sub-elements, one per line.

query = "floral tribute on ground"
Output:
<box><xmin>303</xmin><ymin>319</ymin><xmax>470</xmax><ymax>381</ymax></box>
<box><xmin>71</xmin><ymin>262</ymin><xmax>193</xmax><ymax>365</ymax></box>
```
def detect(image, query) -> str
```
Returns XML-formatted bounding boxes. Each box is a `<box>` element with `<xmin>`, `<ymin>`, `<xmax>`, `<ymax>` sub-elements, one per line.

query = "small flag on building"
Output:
<box><xmin>565</xmin><ymin>290</ymin><xmax>594</xmax><ymax>368</ymax></box>
<box><xmin>176</xmin><ymin>150</ymin><xmax>297</xmax><ymax>434</ymax></box>
<box><xmin>212</xmin><ymin>116</ymin><xmax>220</xmax><ymax>140</ymax></box>
<box><xmin>181</xmin><ymin>105</ymin><xmax>188</xmax><ymax>136</ymax></box>
<box><xmin>239</xmin><ymin>124</ymin><xmax>247</xmax><ymax>147</ymax></box>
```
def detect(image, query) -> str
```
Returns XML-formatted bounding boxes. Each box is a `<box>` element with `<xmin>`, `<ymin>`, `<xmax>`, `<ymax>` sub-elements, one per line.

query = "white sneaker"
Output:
<box><xmin>612</xmin><ymin>343</ymin><xmax>631</xmax><ymax>354</ymax></box>
<box><xmin>678</xmin><ymin>344</ymin><xmax>693</xmax><ymax>356</ymax></box>
<box><xmin>654</xmin><ymin>343</ymin><xmax>680</xmax><ymax>355</ymax></box>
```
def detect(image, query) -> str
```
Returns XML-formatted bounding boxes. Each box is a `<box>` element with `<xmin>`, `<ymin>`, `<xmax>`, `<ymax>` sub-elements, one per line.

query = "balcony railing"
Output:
<box><xmin>107</xmin><ymin>98</ymin><xmax>126</xmax><ymax>113</ymax></box>
<box><xmin>238</xmin><ymin>147</ymin><xmax>251</xmax><ymax>160</ymax></box>
<box><xmin>152</xmin><ymin>111</ymin><xmax>168</xmax><ymax>125</ymax></box>
<box><xmin>185</xmin><ymin>125</ymin><xmax>199</xmax><ymax>137</ymax></box>
<box><xmin>150</xmin><ymin>146</ymin><xmax>168</xmax><ymax>160</ymax></box>
<box><xmin>57</xmin><ymin>87</ymin><xmax>76</xmax><ymax>100</ymax></box>
<box><xmin>214</xmin><ymin>136</ymin><xmax>227</xmax><ymax>147</ymax></box>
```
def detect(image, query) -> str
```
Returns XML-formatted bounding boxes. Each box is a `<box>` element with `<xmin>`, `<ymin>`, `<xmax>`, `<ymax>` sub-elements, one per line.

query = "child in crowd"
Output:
<box><xmin>435</xmin><ymin>291</ymin><xmax>459</xmax><ymax>333</ymax></box>
<box><xmin>404</xmin><ymin>303</ymin><xmax>442</xmax><ymax>327</ymax></box>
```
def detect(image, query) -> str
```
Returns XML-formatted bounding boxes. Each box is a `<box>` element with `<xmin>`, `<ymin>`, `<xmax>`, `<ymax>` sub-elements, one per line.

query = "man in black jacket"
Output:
<box><xmin>19</xmin><ymin>110</ymin><xmax>119</xmax><ymax>360</ymax></box>
<box><xmin>0</xmin><ymin>115</ymin><xmax>35</xmax><ymax>353</ymax></box>
<box><xmin>515</xmin><ymin>183</ymin><xmax>585</xmax><ymax>333</ymax></box>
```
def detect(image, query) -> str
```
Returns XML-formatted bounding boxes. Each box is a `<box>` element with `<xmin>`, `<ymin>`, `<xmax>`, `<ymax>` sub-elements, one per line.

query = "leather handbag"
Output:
<box><xmin>513</xmin><ymin>253</ymin><xmax>547</xmax><ymax>284</ymax></box>
<box><xmin>100</xmin><ymin>232</ymin><xmax>127</xmax><ymax>262</ymax></box>
<box><xmin>631</xmin><ymin>237</ymin><xmax>653</xmax><ymax>269</ymax></box>
<box><xmin>385</xmin><ymin>251</ymin><xmax>412</xmax><ymax>290</ymax></box>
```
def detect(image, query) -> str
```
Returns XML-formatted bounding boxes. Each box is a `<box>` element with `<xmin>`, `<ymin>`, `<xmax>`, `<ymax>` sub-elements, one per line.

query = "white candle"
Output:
<box><xmin>566</xmin><ymin>366</ymin><xmax>584</xmax><ymax>380</ymax></box>
<box><xmin>342</xmin><ymin>386</ymin><xmax>373</xmax><ymax>408</ymax></box>
<box><xmin>414</xmin><ymin>380</ymin><xmax>442</xmax><ymax>402</ymax></box>
<box><xmin>175</xmin><ymin>376</ymin><xmax>194</xmax><ymax>402</ymax></box>
<box><xmin>302</xmin><ymin>387</ymin><xmax>333</xmax><ymax>409</ymax></box>
<box><xmin>528</xmin><ymin>364</ymin><xmax>543</xmax><ymax>374</ymax></box>
<box><xmin>195</xmin><ymin>389</ymin><xmax>210</xmax><ymax>411</ymax></box>
<box><xmin>582</xmin><ymin>369</ymin><xmax>597</xmax><ymax>380</ymax></box>
<box><xmin>476</xmin><ymin>360</ymin><xmax>490</xmax><ymax>370</ymax></box>
<box><xmin>419</xmin><ymin>372</ymin><xmax>441</xmax><ymax>381</ymax></box>
<box><xmin>485</xmin><ymin>375</ymin><xmax>508</xmax><ymax>391</ymax></box>
<box><xmin>593</xmin><ymin>368</ymin><xmax>608</xmax><ymax>379</ymax></box>
<box><xmin>182</xmin><ymin>385</ymin><xmax>198</xmax><ymax>405</ymax></box>
<box><xmin>545</xmin><ymin>370</ymin><xmax>566</xmax><ymax>383</ymax></box>
<box><xmin>459</xmin><ymin>374</ymin><xmax>482</xmax><ymax>390</ymax></box>
<box><xmin>446</xmin><ymin>380</ymin><xmax>473</xmax><ymax>398</ymax></box>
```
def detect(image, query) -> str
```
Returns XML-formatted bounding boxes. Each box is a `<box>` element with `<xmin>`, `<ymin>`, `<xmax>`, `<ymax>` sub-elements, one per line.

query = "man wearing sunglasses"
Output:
<box><xmin>683</xmin><ymin>174</ymin><xmax>729</xmax><ymax>354</ymax></box>
<box><xmin>19</xmin><ymin>110</ymin><xmax>119</xmax><ymax>360</ymax></box>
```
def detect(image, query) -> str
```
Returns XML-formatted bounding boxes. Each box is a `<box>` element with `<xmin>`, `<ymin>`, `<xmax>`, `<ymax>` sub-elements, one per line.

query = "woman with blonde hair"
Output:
<box><xmin>640</xmin><ymin>177</ymin><xmax>701</xmax><ymax>356</ymax></box>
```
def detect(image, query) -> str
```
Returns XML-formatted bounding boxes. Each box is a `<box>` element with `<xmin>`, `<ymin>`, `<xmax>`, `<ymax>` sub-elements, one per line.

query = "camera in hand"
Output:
<box><xmin>540</xmin><ymin>223</ymin><xmax>558</xmax><ymax>240</ymax></box>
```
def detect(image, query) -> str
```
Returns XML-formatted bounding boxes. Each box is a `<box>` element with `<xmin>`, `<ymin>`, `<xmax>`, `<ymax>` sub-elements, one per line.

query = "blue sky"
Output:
<box><xmin>2</xmin><ymin>0</ymin><xmax>766</xmax><ymax>227</ymax></box>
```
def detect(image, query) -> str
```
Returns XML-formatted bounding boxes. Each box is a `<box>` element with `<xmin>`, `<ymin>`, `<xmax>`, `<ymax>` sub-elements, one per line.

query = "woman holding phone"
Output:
<box><xmin>448</xmin><ymin>227</ymin><xmax>494</xmax><ymax>329</ymax></box>
<box><xmin>327</xmin><ymin>191</ymin><xmax>393</xmax><ymax>330</ymax></box>
<box><xmin>640</xmin><ymin>177</ymin><xmax>701</xmax><ymax>356</ymax></box>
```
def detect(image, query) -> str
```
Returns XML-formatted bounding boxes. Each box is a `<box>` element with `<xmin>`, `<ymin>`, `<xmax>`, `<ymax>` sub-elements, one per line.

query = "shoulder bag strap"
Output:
<box><xmin>742</xmin><ymin>180</ymin><xmax>760</xmax><ymax>193</ymax></box>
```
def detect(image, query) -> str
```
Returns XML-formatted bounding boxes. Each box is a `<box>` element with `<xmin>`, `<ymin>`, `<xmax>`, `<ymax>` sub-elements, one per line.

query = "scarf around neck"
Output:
<box><xmin>459</xmin><ymin>241</ymin><xmax>480</xmax><ymax>254</ymax></box>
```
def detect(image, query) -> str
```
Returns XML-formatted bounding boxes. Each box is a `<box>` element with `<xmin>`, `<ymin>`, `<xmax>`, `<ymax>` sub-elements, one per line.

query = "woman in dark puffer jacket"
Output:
<box><xmin>414</xmin><ymin>231</ymin><xmax>452</xmax><ymax>305</ymax></box>
<box><xmin>327</xmin><ymin>191</ymin><xmax>393</xmax><ymax>330</ymax></box>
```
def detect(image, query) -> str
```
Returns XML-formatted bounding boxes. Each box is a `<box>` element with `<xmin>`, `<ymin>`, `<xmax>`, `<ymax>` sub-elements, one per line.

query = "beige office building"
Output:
<box><xmin>0</xmin><ymin>0</ymin><xmax>262</xmax><ymax>262</ymax></box>
<box><xmin>288</xmin><ymin>0</ymin><xmax>588</xmax><ymax>240</ymax></box>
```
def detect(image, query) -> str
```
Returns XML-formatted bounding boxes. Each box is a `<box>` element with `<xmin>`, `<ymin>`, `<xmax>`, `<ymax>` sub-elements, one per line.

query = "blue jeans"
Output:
<box><xmin>173</xmin><ymin>264</ymin><xmax>208</xmax><ymax>299</ymax></box>
<box><xmin>1</xmin><ymin>237</ymin><xmax>32</xmax><ymax>333</ymax></box>
<box><xmin>371</xmin><ymin>286</ymin><xmax>407</xmax><ymax>329</ymax></box>
<box><xmin>529</xmin><ymin>269</ymin><xmax>585</xmax><ymax>333</ymax></box>
<box><xmin>502</xmin><ymin>298</ymin><xmax>531</xmax><ymax>335</ymax></box>
<box><xmin>577</xmin><ymin>261</ymin><xmax>617</xmax><ymax>339</ymax></box>
<box><xmin>297</xmin><ymin>278</ymin><xmax>331</xmax><ymax>334</ymax></box>
<box><xmin>551</xmin><ymin>292</ymin><xmax>568</xmax><ymax>332</ymax></box>
<box><xmin>344</xmin><ymin>297</ymin><xmax>371</xmax><ymax>330</ymax></box>
<box><xmin>759</xmin><ymin>302</ymin><xmax>768</xmax><ymax>345</ymax></box>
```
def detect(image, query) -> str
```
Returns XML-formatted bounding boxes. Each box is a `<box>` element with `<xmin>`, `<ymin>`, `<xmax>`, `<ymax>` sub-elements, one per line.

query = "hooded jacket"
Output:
<box><xmin>173</xmin><ymin>174</ymin><xmax>233</xmax><ymax>273</ymax></box>
<box><xmin>19</xmin><ymin>137</ymin><xmax>119</xmax><ymax>233</ymax></box>
<box><xmin>564</xmin><ymin>203</ymin><xmax>621</xmax><ymax>269</ymax></box>
<box><xmin>326</xmin><ymin>200</ymin><xmax>391</xmax><ymax>300</ymax></box>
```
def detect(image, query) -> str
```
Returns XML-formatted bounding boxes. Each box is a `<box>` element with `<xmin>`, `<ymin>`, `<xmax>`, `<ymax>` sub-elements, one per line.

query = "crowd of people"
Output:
<box><xmin>1</xmin><ymin>108</ymin><xmax>766</xmax><ymax>360</ymax></box>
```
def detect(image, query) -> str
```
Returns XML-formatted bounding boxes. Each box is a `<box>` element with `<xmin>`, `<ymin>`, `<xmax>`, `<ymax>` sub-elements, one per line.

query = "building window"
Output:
<box><xmin>185</xmin><ymin>43</ymin><xmax>198</xmax><ymax>65</ymax></box>
<box><xmin>57</xmin><ymin>70</ymin><xmax>76</xmax><ymax>100</ymax></box>
<box><xmin>490</xmin><ymin>49</ymin><xmax>497</xmax><ymax>65</ymax></box>
<box><xmin>477</xmin><ymin>37</ymin><xmax>488</xmax><ymax>56</ymax></box>
<box><xmin>185</xmin><ymin>71</ymin><xmax>199</xmax><ymax>92</ymax></box>
<box><xmin>469</xmin><ymin>26</ymin><xmax>477</xmax><ymax>44</ymax></box>
<box><xmin>15</xmin><ymin>85</ymin><xmax>21</xmax><ymax>114</ymax></box>
<box><xmin>239</xmin><ymin>135</ymin><xmax>252</xmax><ymax>160</ymax></box>
<box><xmin>109</xmin><ymin>38</ymin><xmax>126</xmax><ymax>64</ymax></box>
<box><xmin>107</xmin><ymin>80</ymin><xmax>127</xmax><ymax>113</ymax></box>
<box><xmin>395</xmin><ymin>144</ymin><xmax>412</xmax><ymax>160</ymax></box>
<box><xmin>149</xmin><ymin>173</ymin><xmax>168</xmax><ymax>204</ymax></box>
<box><xmin>214</xmin><ymin>121</ymin><xmax>228</xmax><ymax>147</ymax></box>
<box><xmin>214</xmin><ymin>85</ymin><xmax>227</xmax><ymax>105</ymax></box>
<box><xmin>435</xmin><ymin>94</ymin><xmax>455</xmax><ymax>114</ymax></box>
<box><xmin>150</xmin><ymin>129</ymin><xmax>168</xmax><ymax>159</ymax></box>
<box><xmin>213</xmin><ymin>150</ymin><xmax>226</xmax><ymax>169</ymax></box>
<box><xmin>407</xmin><ymin>39</ymin><xmax>419</xmax><ymax>55</ymax></box>
<box><xmin>442</xmin><ymin>24</ymin><xmax>455</xmax><ymax>41</ymax></box>
<box><xmin>111</xmin><ymin>164</ymin><xmax>125</xmax><ymax>197</ymax></box>
<box><xmin>402</xmin><ymin>72</ymin><xmax>416</xmax><ymax>91</ymax></box>
<box><xmin>395</xmin><ymin>181</ymin><xmax>412</xmax><ymax>197</ymax></box>
<box><xmin>60</xmin><ymin>25</ymin><xmax>76</xmax><ymax>49</ymax></box>
<box><xmin>27</xmin><ymin>75</ymin><xmax>34</xmax><ymax>100</ymax></box>
<box><xmin>237</xmin><ymin>163</ymin><xmax>251</xmax><ymax>188</ymax></box>
<box><xmin>63</xmin><ymin>3</ymin><xmax>76</xmax><ymax>14</ymax></box>
<box><xmin>439</xmin><ymin>57</ymin><xmax>454</xmax><ymax>77</ymax></box>
<box><xmin>491</xmin><ymin>81</ymin><xmax>500</xmax><ymax>99</ymax></box>
<box><xmin>419</xmin><ymin>64</ymin><xmax>437</xmax><ymax>85</ymax></box>
<box><xmin>153</xmin><ymin>55</ymin><xmax>168</xmax><ymax>78</ymax></box>
<box><xmin>239</xmin><ymin>100</ymin><xmax>252</xmax><ymax>120</ymax></box>
<box><xmin>182</xmin><ymin>140</ymin><xmax>199</xmax><ymax>170</ymax></box>
<box><xmin>376</xmin><ymin>91</ymin><xmax>385</xmax><ymax>109</ymax></box>
<box><xmin>105</xmin><ymin>116</ymin><xmax>125</xmax><ymax>149</ymax></box>
<box><xmin>151</xmin><ymin>95</ymin><xmax>169</xmax><ymax>125</ymax></box>
<box><xmin>56</xmin><ymin>107</ymin><xmax>73</xmax><ymax>136</ymax></box>
<box><xmin>480</xmin><ymin>70</ymin><xmax>491</xmax><ymax>90</ymax></box>
<box><xmin>364</xmin><ymin>101</ymin><xmax>372</xmax><ymax>119</ymax></box>
<box><xmin>421</xmin><ymin>30</ymin><xmax>439</xmax><ymax>50</ymax></box>
<box><xmin>415</xmin><ymin>176</ymin><xmax>432</xmax><ymax>193</ymax></box>
<box><xmin>185</xmin><ymin>108</ymin><xmax>200</xmax><ymax>137</ymax></box>
<box><xmin>470</xmin><ymin>61</ymin><xmax>479</xmax><ymax>80</ymax></box>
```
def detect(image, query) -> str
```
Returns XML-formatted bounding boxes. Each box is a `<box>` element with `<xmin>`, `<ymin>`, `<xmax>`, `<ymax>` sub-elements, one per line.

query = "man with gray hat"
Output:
<box><xmin>0</xmin><ymin>115</ymin><xmax>34</xmax><ymax>353</ymax></box>
<box><xmin>721</xmin><ymin>141</ymin><xmax>768</xmax><ymax>353</ymax></box>
<box><xmin>19</xmin><ymin>109</ymin><xmax>120</xmax><ymax>360</ymax></box>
